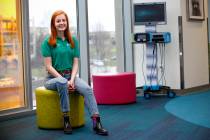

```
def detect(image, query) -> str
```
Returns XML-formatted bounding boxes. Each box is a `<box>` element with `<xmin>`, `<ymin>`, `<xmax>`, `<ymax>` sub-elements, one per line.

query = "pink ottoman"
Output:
<box><xmin>92</xmin><ymin>72</ymin><xmax>136</xmax><ymax>104</ymax></box>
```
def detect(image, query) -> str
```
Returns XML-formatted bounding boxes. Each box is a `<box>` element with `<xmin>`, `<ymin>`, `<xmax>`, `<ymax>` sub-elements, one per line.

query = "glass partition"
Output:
<box><xmin>0</xmin><ymin>0</ymin><xmax>25</xmax><ymax>111</ymax></box>
<box><xmin>87</xmin><ymin>0</ymin><xmax>124</xmax><ymax>79</ymax></box>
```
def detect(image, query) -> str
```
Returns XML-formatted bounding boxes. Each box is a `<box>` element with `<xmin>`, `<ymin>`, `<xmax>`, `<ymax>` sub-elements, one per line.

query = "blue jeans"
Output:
<box><xmin>44</xmin><ymin>73</ymin><xmax>99</xmax><ymax>116</ymax></box>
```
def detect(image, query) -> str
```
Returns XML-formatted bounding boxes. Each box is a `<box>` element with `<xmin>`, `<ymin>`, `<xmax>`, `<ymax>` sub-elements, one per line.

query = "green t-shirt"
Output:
<box><xmin>41</xmin><ymin>36</ymin><xmax>80</xmax><ymax>71</ymax></box>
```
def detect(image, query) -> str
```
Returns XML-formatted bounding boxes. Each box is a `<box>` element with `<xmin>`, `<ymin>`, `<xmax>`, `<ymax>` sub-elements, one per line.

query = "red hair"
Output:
<box><xmin>48</xmin><ymin>10</ymin><xmax>74</xmax><ymax>48</ymax></box>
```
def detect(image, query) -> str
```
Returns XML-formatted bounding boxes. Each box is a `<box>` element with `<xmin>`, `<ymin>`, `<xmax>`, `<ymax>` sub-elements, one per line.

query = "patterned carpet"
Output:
<box><xmin>0</xmin><ymin>94</ymin><xmax>210</xmax><ymax>140</ymax></box>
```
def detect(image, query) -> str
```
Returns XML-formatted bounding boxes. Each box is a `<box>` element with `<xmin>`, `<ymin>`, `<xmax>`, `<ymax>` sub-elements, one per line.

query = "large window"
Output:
<box><xmin>29</xmin><ymin>0</ymin><xmax>77</xmax><ymax>107</ymax></box>
<box><xmin>88</xmin><ymin>0</ymin><xmax>124</xmax><ymax>78</ymax></box>
<box><xmin>0</xmin><ymin>0</ymin><xmax>25</xmax><ymax>111</ymax></box>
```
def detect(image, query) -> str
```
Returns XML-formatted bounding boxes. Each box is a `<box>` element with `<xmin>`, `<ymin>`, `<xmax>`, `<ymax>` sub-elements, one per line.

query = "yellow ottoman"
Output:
<box><xmin>35</xmin><ymin>87</ymin><xmax>85</xmax><ymax>129</ymax></box>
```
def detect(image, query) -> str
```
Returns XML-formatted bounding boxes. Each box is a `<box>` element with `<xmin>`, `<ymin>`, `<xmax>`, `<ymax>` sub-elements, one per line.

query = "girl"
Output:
<box><xmin>41</xmin><ymin>10</ymin><xmax>108</xmax><ymax>136</ymax></box>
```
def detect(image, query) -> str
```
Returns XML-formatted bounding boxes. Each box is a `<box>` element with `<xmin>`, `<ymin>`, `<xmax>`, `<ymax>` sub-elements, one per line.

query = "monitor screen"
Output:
<box><xmin>134</xmin><ymin>2</ymin><xmax>167</xmax><ymax>26</ymax></box>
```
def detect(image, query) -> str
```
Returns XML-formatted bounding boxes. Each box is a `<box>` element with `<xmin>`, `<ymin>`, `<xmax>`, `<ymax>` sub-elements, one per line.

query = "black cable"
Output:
<box><xmin>158</xmin><ymin>43</ymin><xmax>164</xmax><ymax>85</ymax></box>
<box><xmin>161</xmin><ymin>43</ymin><xmax>165</xmax><ymax>85</ymax></box>
<box><xmin>142</xmin><ymin>43</ymin><xmax>146</xmax><ymax>86</ymax></box>
<box><xmin>149</xmin><ymin>45</ymin><xmax>153</xmax><ymax>87</ymax></box>
<box><xmin>150</xmin><ymin>43</ymin><xmax>157</xmax><ymax>87</ymax></box>
<box><xmin>157</xmin><ymin>43</ymin><xmax>160</xmax><ymax>85</ymax></box>
<box><xmin>163</xmin><ymin>43</ymin><xmax>166</xmax><ymax>85</ymax></box>
<box><xmin>154</xmin><ymin>43</ymin><xmax>158</xmax><ymax>86</ymax></box>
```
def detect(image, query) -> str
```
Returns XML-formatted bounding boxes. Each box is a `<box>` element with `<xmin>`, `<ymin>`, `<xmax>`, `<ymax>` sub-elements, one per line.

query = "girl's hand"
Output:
<box><xmin>68</xmin><ymin>80</ymin><xmax>75</xmax><ymax>93</ymax></box>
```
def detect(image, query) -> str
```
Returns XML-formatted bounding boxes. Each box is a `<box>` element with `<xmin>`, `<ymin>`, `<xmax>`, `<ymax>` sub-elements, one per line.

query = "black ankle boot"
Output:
<box><xmin>63</xmin><ymin>115</ymin><xmax>72</xmax><ymax>134</ymax></box>
<box><xmin>92</xmin><ymin>117</ymin><xmax>108</xmax><ymax>136</ymax></box>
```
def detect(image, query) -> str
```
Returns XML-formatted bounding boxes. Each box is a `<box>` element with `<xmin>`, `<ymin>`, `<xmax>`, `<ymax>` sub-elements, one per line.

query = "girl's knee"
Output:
<box><xmin>56</xmin><ymin>77</ymin><xmax>68</xmax><ymax>87</ymax></box>
<box><xmin>58</xmin><ymin>77</ymin><xmax>68</xmax><ymax>83</ymax></box>
<box><xmin>82</xmin><ymin>86</ymin><xmax>93</xmax><ymax>95</ymax></box>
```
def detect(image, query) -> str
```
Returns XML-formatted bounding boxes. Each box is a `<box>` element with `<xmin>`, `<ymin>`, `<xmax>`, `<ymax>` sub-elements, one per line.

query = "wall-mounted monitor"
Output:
<box><xmin>133</xmin><ymin>2</ymin><xmax>167</xmax><ymax>26</ymax></box>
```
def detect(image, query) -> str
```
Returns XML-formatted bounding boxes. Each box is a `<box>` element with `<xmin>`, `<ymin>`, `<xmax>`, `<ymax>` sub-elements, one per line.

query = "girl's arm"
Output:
<box><xmin>44</xmin><ymin>57</ymin><xmax>62</xmax><ymax>77</ymax></box>
<box><xmin>70</xmin><ymin>57</ymin><xmax>79</xmax><ymax>82</ymax></box>
<box><xmin>68</xmin><ymin>58</ymin><xmax>79</xmax><ymax>91</ymax></box>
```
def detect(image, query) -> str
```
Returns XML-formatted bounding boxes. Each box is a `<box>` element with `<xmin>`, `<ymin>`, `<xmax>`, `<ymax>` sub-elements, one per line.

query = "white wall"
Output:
<box><xmin>133</xmin><ymin>0</ymin><xmax>181</xmax><ymax>89</ymax></box>
<box><xmin>180</xmin><ymin>0</ymin><xmax>209</xmax><ymax>88</ymax></box>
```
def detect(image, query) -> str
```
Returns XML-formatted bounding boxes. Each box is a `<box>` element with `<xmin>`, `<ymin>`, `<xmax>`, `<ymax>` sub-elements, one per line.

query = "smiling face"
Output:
<box><xmin>54</xmin><ymin>14</ymin><xmax>67</xmax><ymax>32</ymax></box>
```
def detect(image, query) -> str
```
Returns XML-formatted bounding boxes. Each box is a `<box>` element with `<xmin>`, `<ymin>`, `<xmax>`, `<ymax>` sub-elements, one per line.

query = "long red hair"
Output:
<box><xmin>48</xmin><ymin>10</ymin><xmax>74</xmax><ymax>48</ymax></box>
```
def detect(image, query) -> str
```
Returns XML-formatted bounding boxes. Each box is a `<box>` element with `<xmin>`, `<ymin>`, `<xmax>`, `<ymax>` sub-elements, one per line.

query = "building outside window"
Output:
<box><xmin>88</xmin><ymin>0</ymin><xmax>124</xmax><ymax>82</ymax></box>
